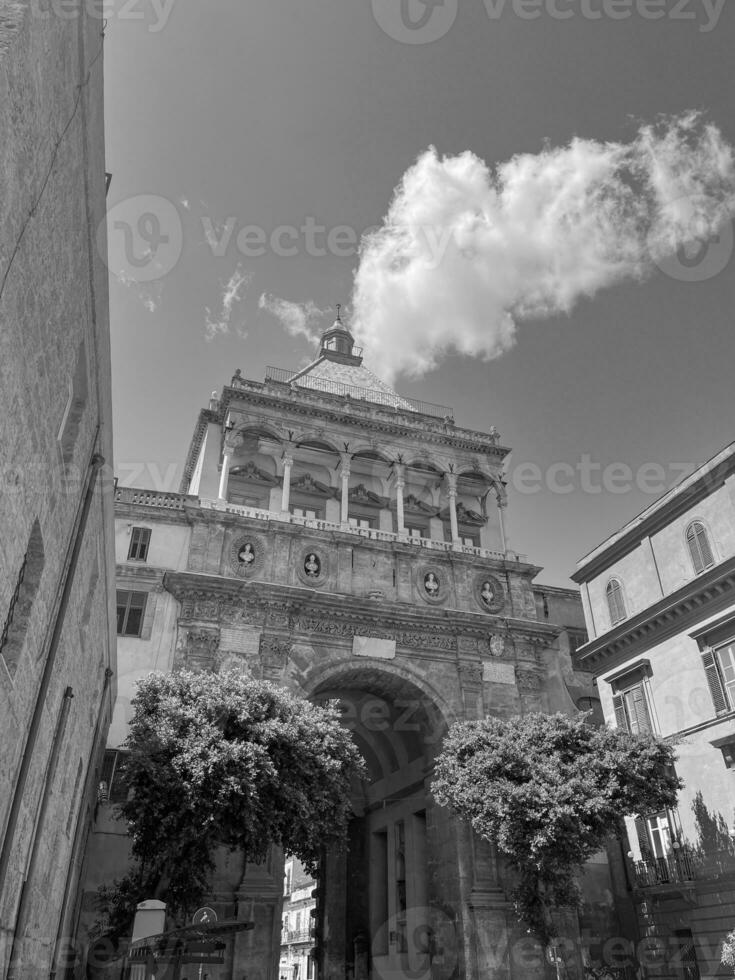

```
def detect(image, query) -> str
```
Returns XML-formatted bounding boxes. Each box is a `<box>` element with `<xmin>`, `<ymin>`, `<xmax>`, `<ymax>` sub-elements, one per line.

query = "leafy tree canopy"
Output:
<box><xmin>432</xmin><ymin>712</ymin><xmax>680</xmax><ymax>942</ymax></box>
<box><xmin>722</xmin><ymin>928</ymin><xmax>735</xmax><ymax>972</ymax></box>
<box><xmin>98</xmin><ymin>669</ymin><xmax>365</xmax><ymax>937</ymax></box>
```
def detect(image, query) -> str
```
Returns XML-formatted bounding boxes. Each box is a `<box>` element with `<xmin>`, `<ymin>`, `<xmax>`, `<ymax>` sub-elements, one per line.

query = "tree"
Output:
<box><xmin>97</xmin><ymin>669</ymin><xmax>365</xmax><ymax>937</ymax></box>
<box><xmin>722</xmin><ymin>928</ymin><xmax>735</xmax><ymax>973</ymax></box>
<box><xmin>431</xmin><ymin>712</ymin><xmax>680</xmax><ymax>945</ymax></box>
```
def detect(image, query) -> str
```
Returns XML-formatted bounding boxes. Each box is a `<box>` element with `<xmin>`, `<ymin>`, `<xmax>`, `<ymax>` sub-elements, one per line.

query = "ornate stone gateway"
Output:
<box><xmin>83</xmin><ymin>321</ymin><xmax>617</xmax><ymax>979</ymax></box>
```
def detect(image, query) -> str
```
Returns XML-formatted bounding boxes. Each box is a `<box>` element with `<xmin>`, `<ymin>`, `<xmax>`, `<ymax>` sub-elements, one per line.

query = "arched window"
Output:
<box><xmin>686</xmin><ymin>521</ymin><xmax>714</xmax><ymax>574</ymax></box>
<box><xmin>606</xmin><ymin>578</ymin><xmax>626</xmax><ymax>625</ymax></box>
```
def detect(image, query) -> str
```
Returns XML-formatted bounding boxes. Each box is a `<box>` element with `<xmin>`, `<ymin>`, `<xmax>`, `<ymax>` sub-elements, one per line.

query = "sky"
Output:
<box><xmin>104</xmin><ymin>0</ymin><xmax>735</xmax><ymax>587</ymax></box>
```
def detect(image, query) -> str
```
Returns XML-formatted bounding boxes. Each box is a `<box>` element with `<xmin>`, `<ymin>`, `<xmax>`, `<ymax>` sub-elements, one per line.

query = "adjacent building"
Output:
<box><xmin>0</xmin><ymin>6</ymin><xmax>116</xmax><ymax>980</ymax></box>
<box><xmin>78</xmin><ymin>316</ymin><xmax>625</xmax><ymax>979</ymax></box>
<box><xmin>573</xmin><ymin>441</ymin><xmax>735</xmax><ymax>979</ymax></box>
<box><xmin>280</xmin><ymin>859</ymin><xmax>316</xmax><ymax>980</ymax></box>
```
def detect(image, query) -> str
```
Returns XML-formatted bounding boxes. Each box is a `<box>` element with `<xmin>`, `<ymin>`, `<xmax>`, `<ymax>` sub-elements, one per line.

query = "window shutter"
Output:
<box><xmin>606</xmin><ymin>579</ymin><xmax>626</xmax><ymax>625</ymax></box>
<box><xmin>698</xmin><ymin>525</ymin><xmax>714</xmax><ymax>568</ymax></box>
<box><xmin>634</xmin><ymin>816</ymin><xmax>652</xmax><ymax>861</ymax></box>
<box><xmin>686</xmin><ymin>524</ymin><xmax>703</xmax><ymax>573</ymax></box>
<box><xmin>687</xmin><ymin>522</ymin><xmax>714</xmax><ymax>573</ymax></box>
<box><xmin>702</xmin><ymin>650</ymin><xmax>729</xmax><ymax>714</ymax></box>
<box><xmin>625</xmin><ymin>684</ymin><xmax>652</xmax><ymax>734</ymax></box>
<box><xmin>613</xmin><ymin>693</ymin><xmax>629</xmax><ymax>731</ymax></box>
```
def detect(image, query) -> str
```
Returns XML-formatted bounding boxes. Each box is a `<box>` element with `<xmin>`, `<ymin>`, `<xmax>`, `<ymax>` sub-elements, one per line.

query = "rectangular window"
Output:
<box><xmin>127</xmin><ymin>527</ymin><xmax>151</xmax><ymax>561</ymax></box>
<box><xmin>406</xmin><ymin>525</ymin><xmax>427</xmax><ymax>539</ymax></box>
<box><xmin>672</xmin><ymin>929</ymin><xmax>701</xmax><ymax>980</ymax></box>
<box><xmin>646</xmin><ymin>811</ymin><xmax>672</xmax><ymax>858</ymax></box>
<box><xmin>461</xmin><ymin>534</ymin><xmax>480</xmax><ymax>548</ymax></box>
<box><xmin>116</xmin><ymin>590</ymin><xmax>147</xmax><ymax>637</ymax></box>
<box><xmin>612</xmin><ymin>682</ymin><xmax>653</xmax><ymax>734</ymax></box>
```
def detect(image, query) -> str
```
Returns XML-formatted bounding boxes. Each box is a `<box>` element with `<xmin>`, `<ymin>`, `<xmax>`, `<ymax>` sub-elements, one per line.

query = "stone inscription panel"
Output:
<box><xmin>482</xmin><ymin>661</ymin><xmax>515</xmax><ymax>685</ymax></box>
<box><xmin>220</xmin><ymin>625</ymin><xmax>262</xmax><ymax>655</ymax></box>
<box><xmin>352</xmin><ymin>635</ymin><xmax>396</xmax><ymax>660</ymax></box>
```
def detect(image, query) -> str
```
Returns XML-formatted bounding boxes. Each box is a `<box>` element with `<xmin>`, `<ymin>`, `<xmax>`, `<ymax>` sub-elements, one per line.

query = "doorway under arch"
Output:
<box><xmin>308</xmin><ymin>664</ymin><xmax>455</xmax><ymax>980</ymax></box>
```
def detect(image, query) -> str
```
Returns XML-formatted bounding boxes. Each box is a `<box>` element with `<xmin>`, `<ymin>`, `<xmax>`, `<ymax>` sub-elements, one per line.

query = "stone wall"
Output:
<box><xmin>0</xmin><ymin>5</ymin><xmax>116</xmax><ymax>977</ymax></box>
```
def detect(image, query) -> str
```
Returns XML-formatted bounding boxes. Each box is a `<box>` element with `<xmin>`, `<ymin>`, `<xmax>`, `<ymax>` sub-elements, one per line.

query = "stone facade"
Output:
<box><xmin>573</xmin><ymin>441</ymin><xmax>735</xmax><ymax>979</ymax></box>
<box><xmin>78</xmin><ymin>326</ymin><xmax>624</xmax><ymax>979</ymax></box>
<box><xmin>0</xmin><ymin>6</ymin><xmax>116</xmax><ymax>980</ymax></box>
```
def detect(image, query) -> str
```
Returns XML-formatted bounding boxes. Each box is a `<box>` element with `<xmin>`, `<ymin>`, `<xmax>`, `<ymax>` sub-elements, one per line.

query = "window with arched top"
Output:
<box><xmin>686</xmin><ymin>521</ymin><xmax>715</xmax><ymax>574</ymax></box>
<box><xmin>606</xmin><ymin>578</ymin><xmax>627</xmax><ymax>626</ymax></box>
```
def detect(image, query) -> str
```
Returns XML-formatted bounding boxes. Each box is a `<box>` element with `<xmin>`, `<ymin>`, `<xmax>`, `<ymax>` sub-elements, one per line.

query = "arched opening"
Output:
<box><xmin>300</xmin><ymin>665</ymin><xmax>451</xmax><ymax>980</ymax></box>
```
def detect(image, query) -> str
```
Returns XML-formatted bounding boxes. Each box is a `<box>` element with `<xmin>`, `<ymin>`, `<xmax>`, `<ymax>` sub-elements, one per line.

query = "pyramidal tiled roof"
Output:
<box><xmin>290</xmin><ymin>354</ymin><xmax>414</xmax><ymax>411</ymax></box>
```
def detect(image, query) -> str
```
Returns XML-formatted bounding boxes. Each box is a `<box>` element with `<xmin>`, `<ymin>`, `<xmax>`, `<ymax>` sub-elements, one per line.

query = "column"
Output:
<box><xmin>281</xmin><ymin>452</ymin><xmax>294</xmax><ymax>513</ymax></box>
<box><xmin>446</xmin><ymin>473</ymin><xmax>460</xmax><ymax>545</ymax></box>
<box><xmin>218</xmin><ymin>447</ymin><xmax>233</xmax><ymax>501</ymax></box>
<box><xmin>497</xmin><ymin>497</ymin><xmax>508</xmax><ymax>554</ymax></box>
<box><xmin>395</xmin><ymin>463</ymin><xmax>406</xmax><ymax>535</ymax></box>
<box><xmin>340</xmin><ymin>453</ymin><xmax>351</xmax><ymax>525</ymax></box>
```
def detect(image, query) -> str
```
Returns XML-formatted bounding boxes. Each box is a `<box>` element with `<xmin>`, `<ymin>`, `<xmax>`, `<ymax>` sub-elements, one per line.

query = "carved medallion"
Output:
<box><xmin>230</xmin><ymin>534</ymin><xmax>266</xmax><ymax>577</ymax></box>
<box><xmin>417</xmin><ymin>564</ymin><xmax>445</xmax><ymax>604</ymax></box>
<box><xmin>295</xmin><ymin>546</ymin><xmax>329</xmax><ymax>588</ymax></box>
<box><xmin>474</xmin><ymin>573</ymin><xmax>505</xmax><ymax>614</ymax></box>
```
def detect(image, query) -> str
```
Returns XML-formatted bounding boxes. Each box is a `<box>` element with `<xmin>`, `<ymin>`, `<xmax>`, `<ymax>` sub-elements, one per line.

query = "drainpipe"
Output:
<box><xmin>0</xmin><ymin>450</ymin><xmax>104</xmax><ymax>973</ymax></box>
<box><xmin>49</xmin><ymin>666</ymin><xmax>114</xmax><ymax>980</ymax></box>
<box><xmin>6</xmin><ymin>687</ymin><xmax>75</xmax><ymax>979</ymax></box>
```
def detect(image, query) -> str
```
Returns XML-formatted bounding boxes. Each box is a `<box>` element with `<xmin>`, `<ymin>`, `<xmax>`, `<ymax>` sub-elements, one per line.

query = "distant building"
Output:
<box><xmin>79</xmin><ymin>315</ymin><xmax>621</xmax><ymax>979</ymax></box>
<box><xmin>280</xmin><ymin>859</ymin><xmax>316</xmax><ymax>980</ymax></box>
<box><xmin>0</xmin><ymin>7</ymin><xmax>116</xmax><ymax>980</ymax></box>
<box><xmin>573</xmin><ymin>441</ymin><xmax>735</xmax><ymax>978</ymax></box>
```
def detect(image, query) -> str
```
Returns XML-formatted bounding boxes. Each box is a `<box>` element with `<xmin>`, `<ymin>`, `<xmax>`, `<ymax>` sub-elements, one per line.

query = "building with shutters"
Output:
<box><xmin>76</xmin><ymin>314</ymin><xmax>638</xmax><ymax>980</ymax></box>
<box><xmin>279</xmin><ymin>859</ymin><xmax>316</xmax><ymax>980</ymax></box>
<box><xmin>0</xmin><ymin>6</ymin><xmax>116</xmax><ymax>979</ymax></box>
<box><xmin>572</xmin><ymin>440</ymin><xmax>735</xmax><ymax>978</ymax></box>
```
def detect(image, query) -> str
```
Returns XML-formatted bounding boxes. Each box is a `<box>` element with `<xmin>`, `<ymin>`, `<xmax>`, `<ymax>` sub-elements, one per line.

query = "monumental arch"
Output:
<box><xmin>79</xmin><ymin>314</ymin><xmax>621</xmax><ymax>979</ymax></box>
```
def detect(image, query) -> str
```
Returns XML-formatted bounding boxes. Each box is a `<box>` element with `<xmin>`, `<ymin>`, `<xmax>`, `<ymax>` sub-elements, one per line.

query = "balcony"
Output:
<box><xmin>281</xmin><ymin>928</ymin><xmax>313</xmax><ymax>945</ymax></box>
<box><xmin>200</xmin><ymin>498</ymin><xmax>527</xmax><ymax>563</ymax></box>
<box><xmin>115</xmin><ymin>487</ymin><xmax>190</xmax><ymax>510</ymax></box>
<box><xmin>632</xmin><ymin>847</ymin><xmax>696</xmax><ymax>888</ymax></box>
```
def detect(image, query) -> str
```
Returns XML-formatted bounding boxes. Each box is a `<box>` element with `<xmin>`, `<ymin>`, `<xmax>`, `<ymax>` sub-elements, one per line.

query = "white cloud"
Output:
<box><xmin>114</xmin><ymin>270</ymin><xmax>162</xmax><ymax>314</ymax></box>
<box><xmin>258</xmin><ymin>293</ymin><xmax>326</xmax><ymax>345</ymax></box>
<box><xmin>351</xmin><ymin>112</ymin><xmax>735</xmax><ymax>381</ymax></box>
<box><xmin>205</xmin><ymin>265</ymin><xmax>251</xmax><ymax>341</ymax></box>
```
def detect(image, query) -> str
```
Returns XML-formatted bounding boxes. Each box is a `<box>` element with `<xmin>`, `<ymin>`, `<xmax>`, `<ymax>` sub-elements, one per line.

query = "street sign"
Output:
<box><xmin>192</xmin><ymin>907</ymin><xmax>218</xmax><ymax>925</ymax></box>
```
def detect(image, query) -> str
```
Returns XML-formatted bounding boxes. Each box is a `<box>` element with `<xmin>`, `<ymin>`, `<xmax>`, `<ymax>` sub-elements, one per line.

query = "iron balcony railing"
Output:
<box><xmin>632</xmin><ymin>847</ymin><xmax>696</xmax><ymax>888</ymax></box>
<box><xmin>282</xmin><ymin>928</ymin><xmax>314</xmax><ymax>945</ymax></box>
<box><xmin>262</xmin><ymin>366</ymin><xmax>454</xmax><ymax>420</ymax></box>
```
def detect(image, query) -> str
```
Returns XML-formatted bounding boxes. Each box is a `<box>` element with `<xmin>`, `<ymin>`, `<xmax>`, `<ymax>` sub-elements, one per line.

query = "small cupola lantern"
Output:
<box><xmin>318</xmin><ymin>305</ymin><xmax>363</xmax><ymax>365</ymax></box>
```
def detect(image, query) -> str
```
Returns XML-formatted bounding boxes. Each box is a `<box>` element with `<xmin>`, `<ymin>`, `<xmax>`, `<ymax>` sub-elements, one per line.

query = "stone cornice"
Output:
<box><xmin>573</xmin><ymin>449</ymin><xmax>735</xmax><ymax>582</ymax></box>
<box><xmin>180</xmin><ymin>407</ymin><xmax>219</xmax><ymax>493</ymax></box>
<box><xmin>574</xmin><ymin>555</ymin><xmax>735</xmax><ymax>673</ymax></box>
<box><xmin>218</xmin><ymin>384</ymin><xmax>510</xmax><ymax>460</ymax></box>
<box><xmin>163</xmin><ymin>570</ymin><xmax>560</xmax><ymax>647</ymax></box>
